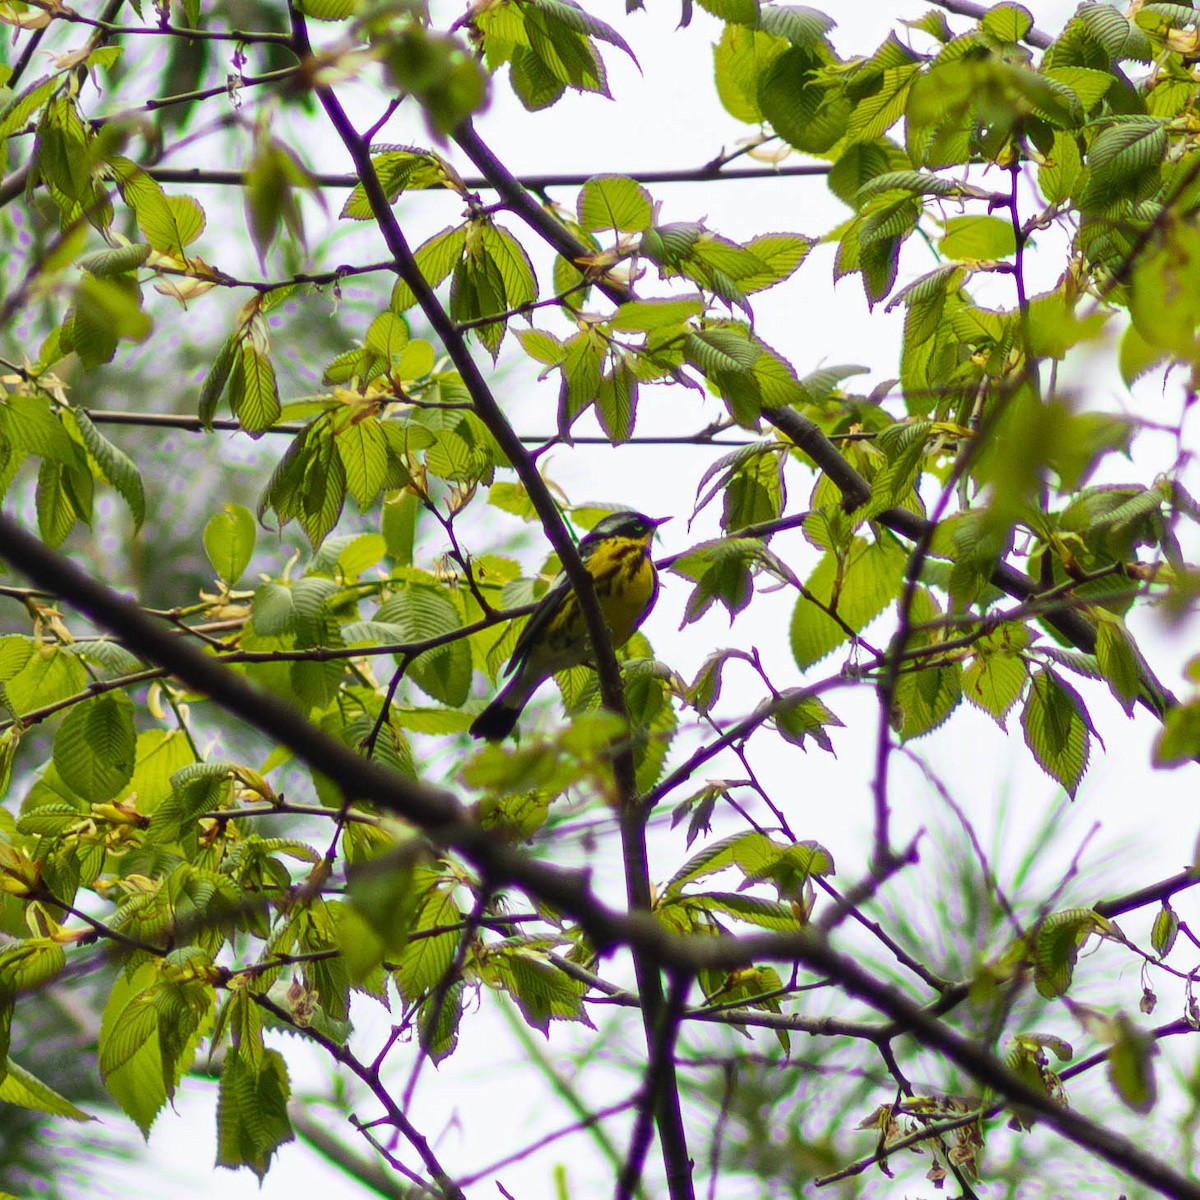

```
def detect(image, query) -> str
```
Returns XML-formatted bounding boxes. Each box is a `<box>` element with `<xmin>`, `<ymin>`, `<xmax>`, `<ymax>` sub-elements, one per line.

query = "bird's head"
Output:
<box><xmin>579</xmin><ymin>510</ymin><xmax>668</xmax><ymax>552</ymax></box>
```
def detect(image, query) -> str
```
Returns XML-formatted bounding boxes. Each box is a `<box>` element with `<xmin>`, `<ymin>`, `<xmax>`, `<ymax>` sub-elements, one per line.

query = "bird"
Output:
<box><xmin>469</xmin><ymin>510</ymin><xmax>668</xmax><ymax>740</ymax></box>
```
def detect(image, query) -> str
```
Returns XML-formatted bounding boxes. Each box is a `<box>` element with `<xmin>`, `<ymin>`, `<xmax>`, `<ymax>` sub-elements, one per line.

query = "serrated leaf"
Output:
<box><xmin>1033</xmin><ymin>908</ymin><xmax>1104</xmax><ymax>997</ymax></box>
<box><xmin>341</xmin><ymin>148</ymin><xmax>446</xmax><ymax>220</ymax></box>
<box><xmin>393</xmin><ymin>881</ymin><xmax>459</xmax><ymax>1002</ymax></box>
<box><xmin>665</xmin><ymin>830</ymin><xmax>784</xmax><ymax>895</ymax></box>
<box><xmin>577</xmin><ymin>175</ymin><xmax>653</xmax><ymax>232</ymax></box>
<box><xmin>940</xmin><ymin>214</ymin><xmax>1016</xmax><ymax>260</ymax></box>
<box><xmin>98</xmin><ymin>967</ymin><xmax>167</xmax><ymax>1137</ymax></box>
<box><xmin>336</xmin><ymin>418</ymin><xmax>389</xmax><ymax>509</ymax></box>
<box><xmin>1081</xmin><ymin>118</ymin><xmax>1166</xmax><ymax>211</ymax></box>
<box><xmin>198</xmin><ymin>336</ymin><xmax>237</xmax><ymax>428</ymax></box>
<box><xmin>53</xmin><ymin>693</ymin><xmax>136</xmax><ymax>803</ymax></box>
<box><xmin>895</xmin><ymin>660</ymin><xmax>963</xmax><ymax>740</ymax></box>
<box><xmin>1020</xmin><ymin>669</ymin><xmax>1090</xmax><ymax>798</ymax></box>
<box><xmin>1093</xmin><ymin>614</ymin><xmax>1140</xmax><ymax>715</ymax></box>
<box><xmin>297</xmin><ymin>0</ymin><xmax>358</xmax><ymax>19</ymax></box>
<box><xmin>758</xmin><ymin>46</ymin><xmax>850</xmax><ymax>154</ymax></box>
<box><xmin>964</xmin><ymin>645</ymin><xmax>1028</xmax><ymax>726</ymax></box>
<box><xmin>377</xmin><ymin>587</ymin><xmax>472</xmax><ymax>706</ymax></box>
<box><xmin>0</xmin><ymin>75</ymin><xmax>61</xmax><ymax>141</ymax></box>
<box><xmin>68</xmin><ymin>408</ymin><xmax>146</xmax><ymax>527</ymax></box>
<box><xmin>790</xmin><ymin>537</ymin><xmax>906</xmax><ymax>669</ymax></box>
<box><xmin>0</xmin><ymin>1059</ymin><xmax>93</xmax><ymax>1120</ymax></box>
<box><xmin>4</xmin><ymin>645</ymin><xmax>88</xmax><ymax>716</ymax></box>
<box><xmin>230</xmin><ymin>345</ymin><xmax>281</xmax><ymax>436</ymax></box>
<box><xmin>390</xmin><ymin>225</ymin><xmax>467</xmax><ymax>313</ymax></box>
<box><xmin>216</xmin><ymin>1046</ymin><xmax>294</xmax><ymax>1180</ymax></box>
<box><xmin>495</xmin><ymin>949</ymin><xmax>590</xmax><ymax>1035</ymax></box>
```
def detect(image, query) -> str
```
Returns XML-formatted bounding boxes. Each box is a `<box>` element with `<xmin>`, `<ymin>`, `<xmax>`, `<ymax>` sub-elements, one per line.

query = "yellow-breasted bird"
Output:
<box><xmin>469</xmin><ymin>510</ymin><xmax>667</xmax><ymax>740</ymax></box>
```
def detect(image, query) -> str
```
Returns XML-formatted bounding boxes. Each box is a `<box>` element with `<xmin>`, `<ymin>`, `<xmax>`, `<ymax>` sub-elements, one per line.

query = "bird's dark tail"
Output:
<box><xmin>469</xmin><ymin>696</ymin><xmax>523</xmax><ymax>740</ymax></box>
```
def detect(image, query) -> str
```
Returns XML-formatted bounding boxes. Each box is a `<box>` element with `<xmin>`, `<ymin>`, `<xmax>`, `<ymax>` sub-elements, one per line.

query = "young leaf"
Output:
<box><xmin>53</xmin><ymin>693</ymin><xmax>137</xmax><ymax>804</ymax></box>
<box><xmin>203</xmin><ymin>504</ymin><xmax>256</xmax><ymax>587</ymax></box>
<box><xmin>1020</xmin><ymin>669</ymin><xmax>1091</xmax><ymax>798</ymax></box>
<box><xmin>216</xmin><ymin>1047</ymin><xmax>295</xmax><ymax>1180</ymax></box>
<box><xmin>577</xmin><ymin>175</ymin><xmax>653</xmax><ymax>232</ymax></box>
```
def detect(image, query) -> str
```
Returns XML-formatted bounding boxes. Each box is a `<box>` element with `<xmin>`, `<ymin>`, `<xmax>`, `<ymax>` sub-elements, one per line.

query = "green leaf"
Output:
<box><xmin>365</xmin><ymin>311</ymin><xmax>410</xmax><ymax>361</ymax></box>
<box><xmin>0</xmin><ymin>393</ymin><xmax>75</xmax><ymax>461</ymax></box>
<box><xmin>336</xmin><ymin>418</ymin><xmax>389</xmax><ymax>509</ymax></box>
<box><xmin>98</xmin><ymin>965</ymin><xmax>168</xmax><ymax>1136</ymax></box>
<box><xmin>846</xmin><ymin>66</ymin><xmax>920</xmax><ymax>144</ymax></box>
<box><xmin>0</xmin><ymin>1058</ymin><xmax>93</xmax><ymax>1120</ymax></box>
<box><xmin>758</xmin><ymin>5</ymin><xmax>835</xmax><ymax>46</ymax></box>
<box><xmin>377</xmin><ymin>586</ymin><xmax>472</xmax><ymax>706</ymax></box>
<box><xmin>517</xmin><ymin>327</ymin><xmax>566</xmax><ymax>363</ymax></box>
<box><xmin>577</xmin><ymin>175</ymin><xmax>653</xmax><ymax>232</ymax></box>
<box><xmin>758</xmin><ymin>47</ymin><xmax>850</xmax><ymax>154</ymax></box>
<box><xmin>714</xmin><ymin>25</ymin><xmax>788</xmax><ymax>124</ymax></box>
<box><xmin>595</xmin><ymin>355</ymin><xmax>637</xmax><ymax>443</ymax></box>
<box><xmin>610</xmin><ymin>296</ymin><xmax>706</xmax><ymax>333</ymax></box>
<box><xmin>204</xmin><ymin>504</ymin><xmax>256</xmax><ymax>586</ymax></box>
<box><xmin>198</xmin><ymin>336</ymin><xmax>237</xmax><ymax>428</ymax></box>
<box><xmin>696</xmin><ymin>0</ymin><xmax>758</xmax><ymax>25</ymax></box>
<box><xmin>1032</xmin><ymin>908</ymin><xmax>1106</xmax><ymax>997</ymax></box>
<box><xmin>510</xmin><ymin>46</ymin><xmax>567</xmax><ymax>109</ymax></box>
<box><xmin>672</xmin><ymin>537</ymin><xmax>768</xmax><ymax>624</ymax></box>
<box><xmin>0</xmin><ymin>940</ymin><xmax>67</xmax><ymax>997</ymax></box>
<box><xmin>3</xmin><ymin>645</ymin><xmax>88</xmax><ymax>716</ymax></box>
<box><xmin>982</xmin><ymin>3</ymin><xmax>1033</xmax><ymax>43</ymax></box>
<box><xmin>0</xmin><ymin>75</ymin><xmax>61</xmax><ymax>141</ymax></box>
<box><xmin>481</xmin><ymin>221</ymin><xmax>538</xmax><ymax>313</ymax></box>
<box><xmin>1106</xmin><ymin>1012</ymin><xmax>1157</xmax><ymax>1114</ymax></box>
<box><xmin>341</xmin><ymin>148</ymin><xmax>447</xmax><ymax>220</ymax></box>
<box><xmin>1151</xmin><ymin>902</ymin><xmax>1178</xmax><ymax>959</ymax></box>
<box><xmin>1020</xmin><ymin>669</ymin><xmax>1091</xmax><ymax>798</ymax></box>
<box><xmin>895</xmin><ymin>660</ymin><xmax>963</xmax><ymax>741</ymax></box>
<box><xmin>1025</xmin><ymin>289</ymin><xmax>1109</xmax><ymax>363</ymax></box>
<box><xmin>390</xmin><ymin>225</ymin><xmax>467</xmax><ymax>313</ymax></box>
<box><xmin>964</xmin><ymin>633</ymin><xmax>1028</xmax><ymax>727</ymax></box>
<box><xmin>72</xmin><ymin>275</ymin><xmax>152</xmax><ymax>368</ymax></box>
<box><xmin>392</xmin><ymin>879</ymin><xmax>459</xmax><ymax>1002</ymax></box>
<box><xmin>1038</xmin><ymin>130</ymin><xmax>1082</xmax><ymax>204</ymax></box>
<box><xmin>215</xmin><ymin>1047</ymin><xmax>295</xmax><ymax>1180</ymax></box>
<box><xmin>1080</xmin><ymin>118</ymin><xmax>1166</xmax><ymax>212</ymax></box>
<box><xmin>297</xmin><ymin>0</ymin><xmax>358</xmax><ymax>18</ymax></box>
<box><xmin>67</xmin><ymin>408</ymin><xmax>146</xmax><ymax>527</ymax></box>
<box><xmin>112</xmin><ymin>158</ymin><xmax>206</xmax><ymax>255</ymax></box>
<box><xmin>493</xmin><ymin>949</ymin><xmax>589</xmax><ymax>1035</ymax></box>
<box><xmin>1152</xmin><ymin>699</ymin><xmax>1200</xmax><ymax>767</ymax></box>
<box><xmin>1130</xmin><ymin>229</ymin><xmax>1200</xmax><ymax>359</ymax></box>
<box><xmin>774</xmin><ymin>692</ymin><xmax>843</xmax><ymax>752</ymax></box>
<box><xmin>665</xmin><ymin>830</ymin><xmax>787</xmax><ymax>896</ymax></box>
<box><xmin>419</xmin><ymin>981</ymin><xmax>464</xmax><ymax>1063</ymax></box>
<box><xmin>940</xmin><ymin>214</ymin><xmax>1016</xmax><ymax>260</ymax></box>
<box><xmin>251</xmin><ymin>582</ymin><xmax>296</xmax><ymax>636</ymax></box>
<box><xmin>53</xmin><ymin>693</ymin><xmax>137</xmax><ymax>804</ymax></box>
<box><xmin>790</xmin><ymin>537</ymin><xmax>906</xmax><ymax>669</ymax></box>
<box><xmin>1093</xmin><ymin>613</ymin><xmax>1140</xmax><ymax>715</ymax></box>
<box><xmin>230</xmin><ymin>345</ymin><xmax>281</xmax><ymax>436</ymax></box>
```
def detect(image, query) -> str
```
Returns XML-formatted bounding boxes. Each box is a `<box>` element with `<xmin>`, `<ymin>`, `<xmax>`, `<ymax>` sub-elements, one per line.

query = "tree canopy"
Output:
<box><xmin>1</xmin><ymin>0</ymin><xmax>1200</xmax><ymax>1197</ymax></box>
